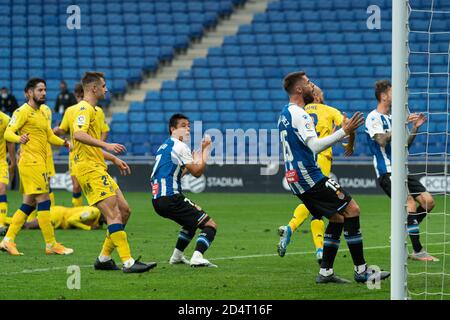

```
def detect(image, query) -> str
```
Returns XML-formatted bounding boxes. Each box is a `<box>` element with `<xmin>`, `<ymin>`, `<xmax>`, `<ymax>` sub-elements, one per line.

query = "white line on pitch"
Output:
<box><xmin>2</xmin><ymin>241</ymin><xmax>450</xmax><ymax>276</ymax></box>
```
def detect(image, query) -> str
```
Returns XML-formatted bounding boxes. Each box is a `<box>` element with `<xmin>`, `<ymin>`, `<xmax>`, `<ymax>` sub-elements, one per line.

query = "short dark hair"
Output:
<box><xmin>74</xmin><ymin>83</ymin><xmax>84</xmax><ymax>98</ymax></box>
<box><xmin>81</xmin><ymin>71</ymin><xmax>105</xmax><ymax>88</ymax></box>
<box><xmin>283</xmin><ymin>71</ymin><xmax>306</xmax><ymax>95</ymax></box>
<box><xmin>24</xmin><ymin>78</ymin><xmax>46</xmax><ymax>92</ymax></box>
<box><xmin>375</xmin><ymin>79</ymin><xmax>391</xmax><ymax>102</ymax></box>
<box><xmin>169</xmin><ymin>113</ymin><xmax>189</xmax><ymax>135</ymax></box>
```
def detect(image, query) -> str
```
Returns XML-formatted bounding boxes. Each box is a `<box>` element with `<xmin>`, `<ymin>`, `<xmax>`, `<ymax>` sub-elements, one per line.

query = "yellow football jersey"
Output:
<box><xmin>0</xmin><ymin>111</ymin><xmax>11</xmax><ymax>165</ymax></box>
<box><xmin>5</xmin><ymin>103</ymin><xmax>64</xmax><ymax>166</ymax></box>
<box><xmin>72</xmin><ymin>100</ymin><xmax>106</xmax><ymax>174</ymax></box>
<box><xmin>304</xmin><ymin>103</ymin><xmax>344</xmax><ymax>159</ymax></box>
<box><xmin>40</xmin><ymin>104</ymin><xmax>54</xmax><ymax>160</ymax></box>
<box><xmin>95</xmin><ymin>106</ymin><xmax>110</xmax><ymax>134</ymax></box>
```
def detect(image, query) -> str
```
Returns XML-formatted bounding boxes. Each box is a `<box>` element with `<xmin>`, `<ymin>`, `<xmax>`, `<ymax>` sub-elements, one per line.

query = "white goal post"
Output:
<box><xmin>391</xmin><ymin>0</ymin><xmax>409</xmax><ymax>300</ymax></box>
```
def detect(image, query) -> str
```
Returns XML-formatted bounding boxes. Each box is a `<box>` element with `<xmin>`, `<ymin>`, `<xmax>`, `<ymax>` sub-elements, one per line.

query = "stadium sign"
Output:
<box><xmin>48</xmin><ymin>163</ymin><xmax>447</xmax><ymax>195</ymax></box>
<box><xmin>419</xmin><ymin>176</ymin><xmax>450</xmax><ymax>192</ymax></box>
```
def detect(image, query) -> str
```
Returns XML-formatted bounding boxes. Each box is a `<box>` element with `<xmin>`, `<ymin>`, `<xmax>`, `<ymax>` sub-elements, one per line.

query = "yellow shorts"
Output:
<box><xmin>0</xmin><ymin>163</ymin><xmax>9</xmax><ymax>185</ymax></box>
<box><xmin>317</xmin><ymin>154</ymin><xmax>332</xmax><ymax>177</ymax></box>
<box><xmin>76</xmin><ymin>169</ymin><xmax>119</xmax><ymax>206</ymax></box>
<box><xmin>47</xmin><ymin>156</ymin><xmax>56</xmax><ymax>177</ymax></box>
<box><xmin>18</xmin><ymin>164</ymin><xmax>49</xmax><ymax>195</ymax></box>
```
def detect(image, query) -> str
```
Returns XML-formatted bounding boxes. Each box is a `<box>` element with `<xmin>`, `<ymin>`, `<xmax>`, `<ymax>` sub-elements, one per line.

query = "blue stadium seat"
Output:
<box><xmin>111</xmin><ymin>123</ymin><xmax>129</xmax><ymax>133</ymax></box>
<box><xmin>112</xmin><ymin>113</ymin><xmax>128</xmax><ymax>123</ymax></box>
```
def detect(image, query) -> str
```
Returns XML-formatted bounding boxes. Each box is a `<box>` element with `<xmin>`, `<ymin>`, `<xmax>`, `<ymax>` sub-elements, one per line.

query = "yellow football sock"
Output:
<box><xmin>5</xmin><ymin>210</ymin><xmax>28</xmax><ymax>242</ymax></box>
<box><xmin>0</xmin><ymin>201</ymin><xmax>6</xmax><ymax>227</ymax></box>
<box><xmin>49</xmin><ymin>192</ymin><xmax>55</xmax><ymax>207</ymax></box>
<box><xmin>311</xmin><ymin>219</ymin><xmax>325</xmax><ymax>250</ymax></box>
<box><xmin>5</xmin><ymin>216</ymin><xmax>12</xmax><ymax>225</ymax></box>
<box><xmin>288</xmin><ymin>204</ymin><xmax>310</xmax><ymax>233</ymax></box>
<box><xmin>27</xmin><ymin>210</ymin><xmax>37</xmax><ymax>222</ymax></box>
<box><xmin>109</xmin><ymin>230</ymin><xmax>132</xmax><ymax>263</ymax></box>
<box><xmin>72</xmin><ymin>196</ymin><xmax>83</xmax><ymax>207</ymax></box>
<box><xmin>37</xmin><ymin>203</ymin><xmax>56</xmax><ymax>245</ymax></box>
<box><xmin>100</xmin><ymin>231</ymin><xmax>115</xmax><ymax>257</ymax></box>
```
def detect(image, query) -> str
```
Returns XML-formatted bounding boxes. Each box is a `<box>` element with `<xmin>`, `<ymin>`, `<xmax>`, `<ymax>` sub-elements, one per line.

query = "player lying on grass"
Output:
<box><xmin>365</xmin><ymin>79</ymin><xmax>438</xmax><ymax>262</ymax></box>
<box><xmin>22</xmin><ymin>205</ymin><xmax>103</xmax><ymax>231</ymax></box>
<box><xmin>151</xmin><ymin>113</ymin><xmax>218</xmax><ymax>267</ymax></box>
<box><xmin>278</xmin><ymin>84</ymin><xmax>355</xmax><ymax>264</ymax></box>
<box><xmin>279</xmin><ymin>71</ymin><xmax>390</xmax><ymax>284</ymax></box>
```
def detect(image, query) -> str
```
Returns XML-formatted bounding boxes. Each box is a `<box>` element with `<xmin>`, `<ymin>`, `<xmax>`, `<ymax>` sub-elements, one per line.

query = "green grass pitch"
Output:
<box><xmin>1</xmin><ymin>191</ymin><xmax>449</xmax><ymax>300</ymax></box>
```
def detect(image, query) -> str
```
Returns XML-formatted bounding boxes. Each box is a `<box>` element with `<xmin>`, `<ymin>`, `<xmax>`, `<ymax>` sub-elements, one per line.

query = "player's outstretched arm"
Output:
<box><xmin>53</xmin><ymin>126</ymin><xmax>67</xmax><ymax>136</ymax></box>
<box><xmin>306</xmin><ymin>112</ymin><xmax>364</xmax><ymax>154</ymax></box>
<box><xmin>74</xmin><ymin>131</ymin><xmax>126</xmax><ymax>154</ymax></box>
<box><xmin>103</xmin><ymin>150</ymin><xmax>131</xmax><ymax>176</ymax></box>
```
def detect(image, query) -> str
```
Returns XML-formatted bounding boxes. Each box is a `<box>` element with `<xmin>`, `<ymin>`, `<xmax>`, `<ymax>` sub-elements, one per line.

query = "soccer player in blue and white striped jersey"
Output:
<box><xmin>151</xmin><ymin>113</ymin><xmax>218</xmax><ymax>267</ymax></box>
<box><xmin>279</xmin><ymin>71</ymin><xmax>390</xmax><ymax>284</ymax></box>
<box><xmin>366</xmin><ymin>80</ymin><xmax>438</xmax><ymax>262</ymax></box>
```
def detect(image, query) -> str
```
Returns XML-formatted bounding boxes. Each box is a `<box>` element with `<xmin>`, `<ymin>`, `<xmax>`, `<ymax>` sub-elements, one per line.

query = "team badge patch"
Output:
<box><xmin>77</xmin><ymin>115</ymin><xmax>86</xmax><ymax>125</ymax></box>
<box><xmin>152</xmin><ymin>183</ymin><xmax>159</xmax><ymax>195</ymax></box>
<box><xmin>285</xmin><ymin>170</ymin><xmax>300</xmax><ymax>183</ymax></box>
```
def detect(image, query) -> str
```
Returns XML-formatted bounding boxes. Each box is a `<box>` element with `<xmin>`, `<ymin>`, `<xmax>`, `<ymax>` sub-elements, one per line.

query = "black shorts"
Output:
<box><xmin>297</xmin><ymin>177</ymin><xmax>352</xmax><ymax>219</ymax></box>
<box><xmin>378</xmin><ymin>173</ymin><xmax>427</xmax><ymax>199</ymax></box>
<box><xmin>152</xmin><ymin>193</ymin><xmax>210</xmax><ymax>229</ymax></box>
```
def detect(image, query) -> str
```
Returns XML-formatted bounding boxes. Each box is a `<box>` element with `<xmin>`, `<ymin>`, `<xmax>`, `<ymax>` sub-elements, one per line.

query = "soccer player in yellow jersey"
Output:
<box><xmin>54</xmin><ymin>83</ymin><xmax>110</xmax><ymax>207</ymax></box>
<box><xmin>277</xmin><ymin>85</ymin><xmax>355</xmax><ymax>263</ymax></box>
<box><xmin>23</xmin><ymin>205</ymin><xmax>102</xmax><ymax>231</ymax></box>
<box><xmin>0</xmin><ymin>78</ymin><xmax>73</xmax><ymax>256</ymax></box>
<box><xmin>0</xmin><ymin>111</ymin><xmax>16</xmax><ymax>236</ymax></box>
<box><xmin>72</xmin><ymin>71</ymin><xmax>156</xmax><ymax>273</ymax></box>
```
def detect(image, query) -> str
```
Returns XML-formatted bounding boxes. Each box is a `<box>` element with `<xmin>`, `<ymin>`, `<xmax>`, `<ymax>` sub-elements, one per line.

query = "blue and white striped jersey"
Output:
<box><xmin>150</xmin><ymin>137</ymin><xmax>193</xmax><ymax>199</ymax></box>
<box><xmin>278</xmin><ymin>103</ymin><xmax>326</xmax><ymax>195</ymax></box>
<box><xmin>365</xmin><ymin>109</ymin><xmax>392</xmax><ymax>177</ymax></box>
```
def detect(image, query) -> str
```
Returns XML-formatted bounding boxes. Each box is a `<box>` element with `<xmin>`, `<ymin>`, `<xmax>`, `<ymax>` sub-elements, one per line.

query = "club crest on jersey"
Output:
<box><xmin>285</xmin><ymin>169</ymin><xmax>300</xmax><ymax>183</ymax></box>
<box><xmin>152</xmin><ymin>183</ymin><xmax>159</xmax><ymax>195</ymax></box>
<box><xmin>336</xmin><ymin>191</ymin><xmax>345</xmax><ymax>200</ymax></box>
<box><xmin>77</xmin><ymin>115</ymin><xmax>86</xmax><ymax>125</ymax></box>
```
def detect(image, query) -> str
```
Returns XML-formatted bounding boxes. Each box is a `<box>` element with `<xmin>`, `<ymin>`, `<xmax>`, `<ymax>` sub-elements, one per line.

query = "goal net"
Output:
<box><xmin>405</xmin><ymin>0</ymin><xmax>450</xmax><ymax>299</ymax></box>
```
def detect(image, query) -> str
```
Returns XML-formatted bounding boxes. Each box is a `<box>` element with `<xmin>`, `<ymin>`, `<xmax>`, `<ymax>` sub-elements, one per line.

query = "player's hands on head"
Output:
<box><xmin>106</xmin><ymin>143</ymin><xmax>126</xmax><ymax>154</ymax></box>
<box><xmin>19</xmin><ymin>133</ymin><xmax>30</xmax><ymax>144</ymax></box>
<box><xmin>113</xmin><ymin>158</ymin><xmax>131</xmax><ymax>176</ymax></box>
<box><xmin>342</xmin><ymin>112</ymin><xmax>364</xmax><ymax>134</ymax></box>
